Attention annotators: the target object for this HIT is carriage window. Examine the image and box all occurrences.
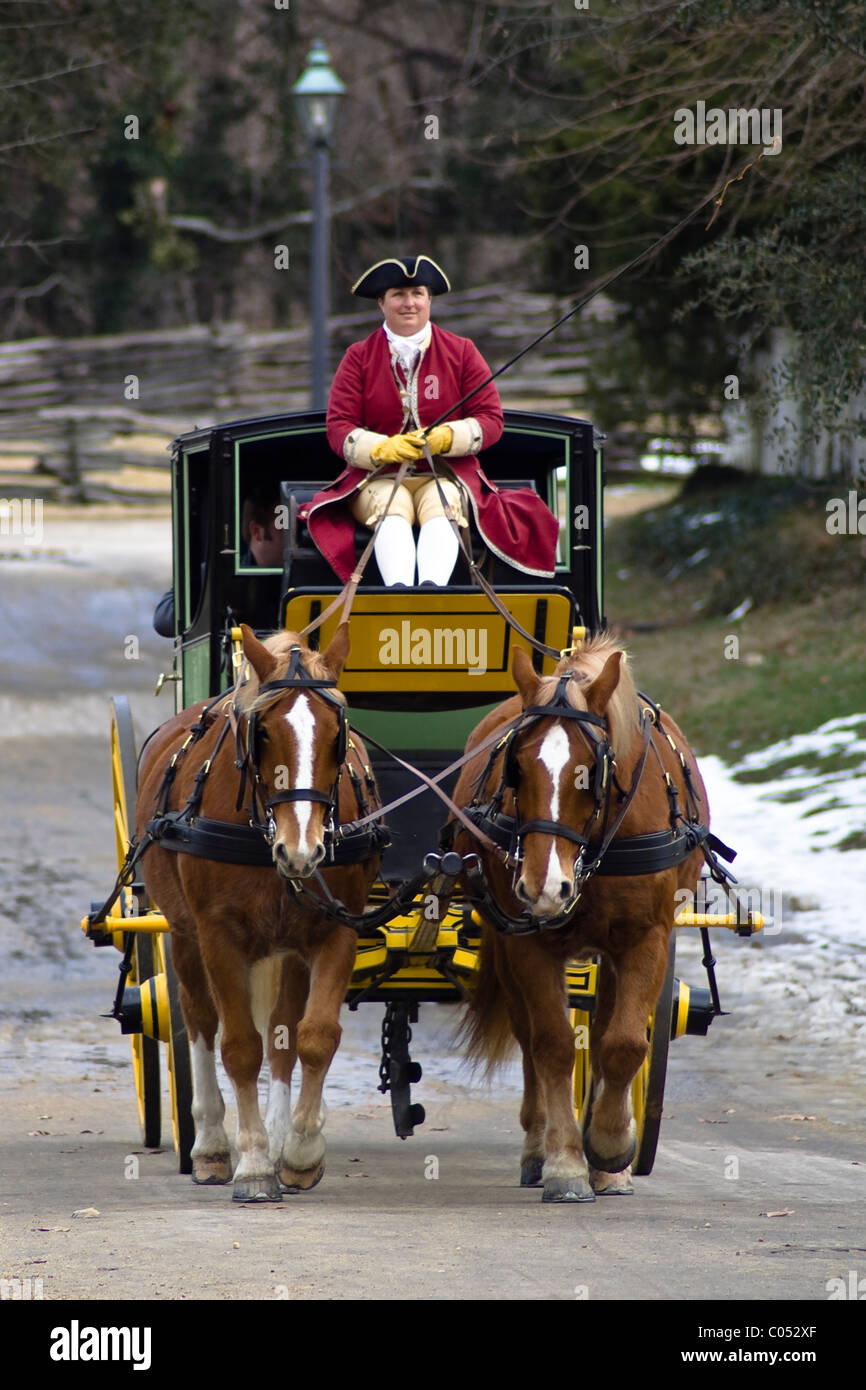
[554,463,568,569]
[234,436,292,573]
[182,448,209,628]
[234,428,334,574]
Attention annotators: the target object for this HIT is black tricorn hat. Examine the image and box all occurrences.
[351,254,451,299]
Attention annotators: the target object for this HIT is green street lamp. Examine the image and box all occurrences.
[292,42,345,409]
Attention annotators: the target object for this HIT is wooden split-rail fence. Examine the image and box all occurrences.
[0,290,613,500]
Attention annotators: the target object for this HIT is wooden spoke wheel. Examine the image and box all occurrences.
[570,1006,593,1127]
[631,934,675,1176]
[571,934,676,1178]
[130,930,162,1148]
[111,697,162,1149]
[154,932,194,1175]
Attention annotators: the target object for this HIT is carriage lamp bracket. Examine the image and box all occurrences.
[155,670,180,696]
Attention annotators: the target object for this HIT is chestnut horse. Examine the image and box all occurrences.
[451,634,709,1203]
[136,624,382,1200]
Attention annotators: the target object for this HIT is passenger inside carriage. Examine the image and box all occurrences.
[152,486,284,637]
[301,253,560,587]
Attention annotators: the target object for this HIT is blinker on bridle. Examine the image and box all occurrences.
[471,671,619,908]
[504,673,614,833]
[234,643,349,842]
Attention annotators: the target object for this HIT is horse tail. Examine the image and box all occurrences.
[458,923,517,1075]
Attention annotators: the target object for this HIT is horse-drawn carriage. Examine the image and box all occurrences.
[83,407,760,1202]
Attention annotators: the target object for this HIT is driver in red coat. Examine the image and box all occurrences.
[303,254,559,586]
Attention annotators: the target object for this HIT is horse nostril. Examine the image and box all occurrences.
[559,879,573,901]
[310,843,325,867]
[516,879,532,903]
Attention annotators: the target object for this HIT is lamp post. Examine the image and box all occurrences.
[292,41,345,411]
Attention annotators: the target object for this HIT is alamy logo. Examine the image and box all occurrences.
[1,1277,43,1300]
[673,101,782,155]
[379,621,488,675]
[826,1271,866,1299]
[49,1321,152,1371]
[0,498,43,542]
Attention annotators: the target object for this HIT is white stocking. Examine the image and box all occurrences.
[374,515,416,586]
[417,516,459,586]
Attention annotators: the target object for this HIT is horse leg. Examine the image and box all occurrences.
[585,957,633,1195]
[279,924,357,1193]
[584,926,670,1176]
[171,930,232,1185]
[203,938,281,1202]
[493,935,547,1186]
[259,953,310,1166]
[505,937,595,1203]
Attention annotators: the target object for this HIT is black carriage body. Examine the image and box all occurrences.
[169,408,605,704]
[167,409,603,885]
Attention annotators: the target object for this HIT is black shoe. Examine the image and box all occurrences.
[419,580,438,587]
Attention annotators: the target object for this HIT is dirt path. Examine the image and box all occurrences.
[1,513,864,1324]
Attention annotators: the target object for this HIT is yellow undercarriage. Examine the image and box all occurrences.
[82,886,761,1016]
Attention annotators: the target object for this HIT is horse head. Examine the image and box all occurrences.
[507,640,632,919]
[238,623,350,880]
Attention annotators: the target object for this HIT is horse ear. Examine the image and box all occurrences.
[584,650,622,717]
[512,646,541,706]
[240,623,278,685]
[320,621,350,682]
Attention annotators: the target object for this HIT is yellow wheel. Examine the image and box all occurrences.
[631,933,676,1176]
[572,935,676,1178]
[111,697,162,1149]
[570,1006,593,1126]
[130,929,162,1148]
[153,932,194,1175]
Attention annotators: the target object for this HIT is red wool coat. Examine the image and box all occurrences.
[303,324,559,582]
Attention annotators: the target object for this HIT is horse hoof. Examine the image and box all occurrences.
[583,1134,636,1175]
[520,1156,544,1187]
[232,1174,282,1202]
[279,1162,325,1194]
[541,1176,596,1203]
[192,1155,232,1185]
[590,1167,635,1196]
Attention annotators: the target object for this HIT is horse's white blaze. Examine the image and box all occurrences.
[538,724,572,902]
[190,1036,228,1158]
[284,694,316,852]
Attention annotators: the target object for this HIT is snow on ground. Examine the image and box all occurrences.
[680,715,866,1077]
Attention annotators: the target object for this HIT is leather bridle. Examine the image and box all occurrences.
[233,643,350,853]
[461,675,692,934]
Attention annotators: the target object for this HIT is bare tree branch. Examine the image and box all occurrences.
[167,178,441,242]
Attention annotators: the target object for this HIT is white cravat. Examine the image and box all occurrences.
[383,323,430,371]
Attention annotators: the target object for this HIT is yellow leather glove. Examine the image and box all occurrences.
[370,432,427,464]
[406,425,453,456]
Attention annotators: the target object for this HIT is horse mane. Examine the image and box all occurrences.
[530,632,639,757]
[235,631,347,716]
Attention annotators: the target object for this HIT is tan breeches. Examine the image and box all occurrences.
[350,475,468,529]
